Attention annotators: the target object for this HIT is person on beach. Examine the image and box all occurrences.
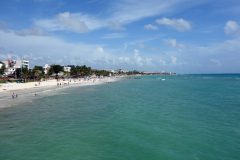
[16,94,18,98]
[12,93,14,99]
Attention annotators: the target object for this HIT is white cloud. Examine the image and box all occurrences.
[149,47,158,51]
[14,26,47,36]
[137,43,145,49]
[34,1,207,33]
[93,55,115,65]
[171,56,177,65]
[169,56,188,66]
[155,18,192,32]
[56,12,90,33]
[177,43,186,48]
[0,53,20,60]
[122,43,128,53]
[224,20,240,34]
[133,49,154,66]
[96,47,104,54]
[159,59,166,65]
[108,21,126,31]
[0,30,110,67]
[134,49,143,66]
[163,39,177,47]
[101,33,126,39]
[145,58,153,66]
[110,0,207,25]
[119,57,130,63]
[35,12,97,33]
[144,24,159,30]
[210,59,221,66]
[163,39,186,48]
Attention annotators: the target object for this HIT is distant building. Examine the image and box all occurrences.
[5,68,16,75]
[1,60,9,68]
[43,64,50,74]
[0,59,29,76]
[66,65,75,68]
[104,69,116,73]
[63,65,71,72]
[10,59,29,70]
[116,69,123,73]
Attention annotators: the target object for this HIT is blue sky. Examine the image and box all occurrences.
[0,0,240,74]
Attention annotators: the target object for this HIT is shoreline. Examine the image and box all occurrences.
[0,76,121,109]
[0,77,118,94]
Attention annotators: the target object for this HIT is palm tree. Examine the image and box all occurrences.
[64,71,69,78]
[47,67,54,78]
[22,73,28,82]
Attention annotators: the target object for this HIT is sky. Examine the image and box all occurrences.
[0,0,240,74]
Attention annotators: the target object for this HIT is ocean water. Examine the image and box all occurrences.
[0,75,240,160]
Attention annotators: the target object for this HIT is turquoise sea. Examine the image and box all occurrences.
[0,75,240,160]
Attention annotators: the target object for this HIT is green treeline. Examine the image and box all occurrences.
[0,63,143,82]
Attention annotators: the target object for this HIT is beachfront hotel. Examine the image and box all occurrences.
[0,59,29,76]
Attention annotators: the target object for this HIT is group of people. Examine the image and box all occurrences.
[12,93,37,98]
[35,82,41,86]
[12,93,18,99]
[57,82,69,85]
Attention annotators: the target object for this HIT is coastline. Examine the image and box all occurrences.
[0,76,121,109]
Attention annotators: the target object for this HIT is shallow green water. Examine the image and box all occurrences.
[0,75,240,159]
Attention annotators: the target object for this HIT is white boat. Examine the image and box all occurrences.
[161,79,165,81]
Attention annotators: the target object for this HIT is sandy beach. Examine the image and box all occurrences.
[0,77,118,101]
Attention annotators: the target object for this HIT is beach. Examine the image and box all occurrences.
[0,76,119,109]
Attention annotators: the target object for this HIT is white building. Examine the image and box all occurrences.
[116,69,123,73]
[0,59,29,76]
[10,60,29,70]
[43,64,50,74]
[63,65,71,72]
[44,64,71,76]
[105,69,116,73]
[5,68,16,75]
[1,60,9,68]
